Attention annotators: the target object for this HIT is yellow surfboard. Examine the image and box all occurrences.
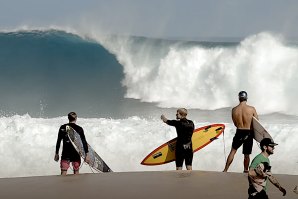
[141,124,225,165]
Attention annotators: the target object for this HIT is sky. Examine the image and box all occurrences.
[0,0,298,39]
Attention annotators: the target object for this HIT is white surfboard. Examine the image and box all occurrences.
[66,125,112,172]
[252,116,273,143]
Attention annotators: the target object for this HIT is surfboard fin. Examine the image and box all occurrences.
[216,127,223,131]
[204,125,212,132]
[153,152,162,159]
[210,137,218,141]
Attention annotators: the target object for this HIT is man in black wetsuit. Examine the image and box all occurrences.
[54,112,90,175]
[161,108,195,170]
[223,91,258,173]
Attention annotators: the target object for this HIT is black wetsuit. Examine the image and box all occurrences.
[55,123,89,162]
[166,118,195,167]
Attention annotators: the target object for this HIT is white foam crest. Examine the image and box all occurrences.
[0,25,80,35]
[89,32,298,115]
[2,27,298,115]
[0,115,297,178]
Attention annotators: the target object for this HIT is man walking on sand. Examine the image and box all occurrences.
[223,91,258,173]
[248,138,286,198]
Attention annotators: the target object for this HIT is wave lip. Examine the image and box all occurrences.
[1,28,298,116]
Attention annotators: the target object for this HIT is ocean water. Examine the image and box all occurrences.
[0,29,298,178]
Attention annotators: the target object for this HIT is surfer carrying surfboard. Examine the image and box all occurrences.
[223,91,258,173]
[54,112,90,175]
[161,108,195,170]
[248,138,286,198]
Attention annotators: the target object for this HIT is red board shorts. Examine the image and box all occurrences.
[60,160,81,171]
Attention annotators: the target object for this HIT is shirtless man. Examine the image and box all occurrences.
[223,91,258,173]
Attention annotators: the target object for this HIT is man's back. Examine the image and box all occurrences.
[223,91,258,173]
[232,102,258,129]
[166,118,194,144]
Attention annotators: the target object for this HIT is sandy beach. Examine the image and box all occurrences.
[0,170,297,199]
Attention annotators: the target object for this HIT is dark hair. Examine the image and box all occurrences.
[68,112,77,122]
[238,91,248,102]
[260,138,278,151]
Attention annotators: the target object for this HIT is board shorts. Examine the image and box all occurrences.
[248,186,268,199]
[232,129,253,154]
[175,143,193,167]
[60,160,81,171]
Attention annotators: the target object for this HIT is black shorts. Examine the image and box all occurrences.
[248,187,268,199]
[232,129,253,154]
[175,143,193,167]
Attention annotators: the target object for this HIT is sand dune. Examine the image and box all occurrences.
[0,171,297,199]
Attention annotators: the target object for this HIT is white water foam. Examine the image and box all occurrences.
[88,32,298,116]
[3,27,298,116]
[0,115,297,178]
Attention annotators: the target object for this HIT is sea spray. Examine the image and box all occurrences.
[0,115,297,178]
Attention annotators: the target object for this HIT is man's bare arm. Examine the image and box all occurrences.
[231,108,237,127]
[161,114,168,123]
[268,174,286,196]
[253,107,259,120]
[249,165,266,178]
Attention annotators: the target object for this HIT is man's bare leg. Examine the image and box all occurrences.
[61,170,67,175]
[176,167,183,170]
[243,154,250,173]
[223,148,237,172]
[186,165,192,170]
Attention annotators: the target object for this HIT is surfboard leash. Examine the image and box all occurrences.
[80,157,97,174]
[88,164,96,173]
[222,129,227,162]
